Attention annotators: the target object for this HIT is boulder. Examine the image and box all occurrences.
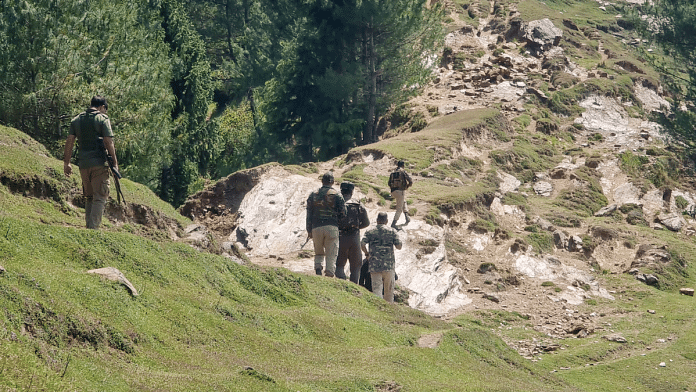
[520,19,563,51]
[657,212,685,232]
[87,267,139,296]
[553,229,568,249]
[568,235,584,252]
[533,181,553,196]
[680,288,695,296]
[483,293,501,303]
[595,204,618,217]
[604,334,627,343]
[631,244,671,269]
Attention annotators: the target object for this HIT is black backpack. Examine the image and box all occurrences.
[388,170,404,190]
[340,202,362,232]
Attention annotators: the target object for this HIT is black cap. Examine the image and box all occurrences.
[322,172,334,185]
[340,181,354,194]
[397,160,405,168]
[377,212,388,223]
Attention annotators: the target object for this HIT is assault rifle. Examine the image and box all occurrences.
[98,138,125,204]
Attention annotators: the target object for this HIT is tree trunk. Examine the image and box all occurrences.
[363,18,377,145]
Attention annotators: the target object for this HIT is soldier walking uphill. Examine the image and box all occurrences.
[361,212,402,303]
[336,182,370,284]
[306,172,347,277]
[388,160,413,229]
[63,96,119,229]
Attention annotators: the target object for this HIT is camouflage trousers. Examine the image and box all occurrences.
[80,165,110,229]
[370,270,395,303]
[391,190,407,224]
[336,231,362,284]
[312,225,339,276]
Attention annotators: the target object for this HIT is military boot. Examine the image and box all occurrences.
[404,212,411,225]
[315,268,323,275]
[391,220,398,229]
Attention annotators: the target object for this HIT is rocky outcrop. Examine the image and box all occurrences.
[508,18,563,53]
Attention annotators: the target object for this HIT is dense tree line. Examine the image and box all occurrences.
[0,0,443,206]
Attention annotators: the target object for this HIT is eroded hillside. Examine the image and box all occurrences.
[179,0,696,362]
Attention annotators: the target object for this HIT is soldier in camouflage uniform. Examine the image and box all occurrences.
[306,172,346,277]
[336,181,370,284]
[360,212,403,302]
[63,96,118,229]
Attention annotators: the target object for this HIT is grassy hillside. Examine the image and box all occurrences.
[3,112,696,392]
[0,125,564,391]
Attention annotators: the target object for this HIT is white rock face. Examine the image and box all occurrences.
[229,167,473,315]
[514,254,615,303]
[394,221,472,315]
[234,172,318,265]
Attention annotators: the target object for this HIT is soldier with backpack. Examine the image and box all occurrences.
[306,172,347,277]
[336,182,370,284]
[388,160,413,229]
[63,95,119,229]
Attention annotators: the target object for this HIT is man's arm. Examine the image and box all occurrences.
[306,195,313,237]
[394,234,403,250]
[404,171,413,188]
[360,241,369,257]
[359,205,370,229]
[103,136,118,170]
[63,135,76,177]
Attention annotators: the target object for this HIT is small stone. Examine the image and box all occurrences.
[659,362,666,367]
[0,265,5,274]
[648,309,656,314]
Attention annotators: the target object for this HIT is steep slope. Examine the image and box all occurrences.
[179,0,696,380]
[1,125,568,391]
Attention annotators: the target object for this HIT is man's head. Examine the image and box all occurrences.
[322,172,334,186]
[377,212,388,224]
[397,160,405,168]
[91,95,108,111]
[340,181,354,199]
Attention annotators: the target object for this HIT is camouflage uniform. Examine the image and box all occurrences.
[306,184,346,276]
[361,223,402,302]
[69,107,114,229]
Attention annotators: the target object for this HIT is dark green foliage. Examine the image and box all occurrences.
[527,232,554,254]
[676,195,689,210]
[490,136,559,183]
[259,0,445,161]
[554,166,608,217]
[469,218,496,233]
